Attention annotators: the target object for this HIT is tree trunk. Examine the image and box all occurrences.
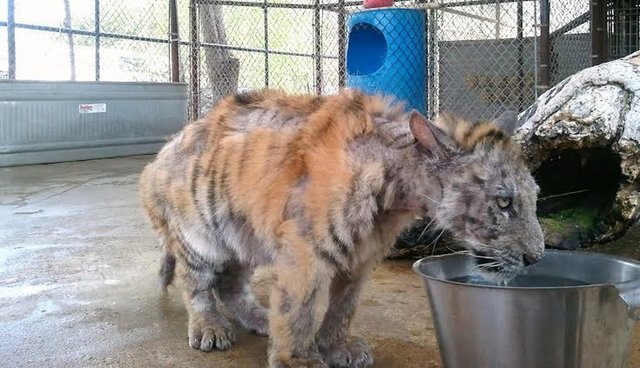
[63,0,76,81]
[390,51,640,258]
[197,4,240,110]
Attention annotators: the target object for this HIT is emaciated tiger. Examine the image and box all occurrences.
[139,89,544,368]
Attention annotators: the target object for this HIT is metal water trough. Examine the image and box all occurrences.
[0,80,188,167]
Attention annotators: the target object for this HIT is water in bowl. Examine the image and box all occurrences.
[450,274,589,287]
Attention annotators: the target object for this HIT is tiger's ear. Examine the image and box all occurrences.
[494,110,519,137]
[409,110,457,157]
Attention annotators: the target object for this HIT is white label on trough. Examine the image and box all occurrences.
[79,103,107,114]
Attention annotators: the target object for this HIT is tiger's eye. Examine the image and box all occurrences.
[497,196,512,209]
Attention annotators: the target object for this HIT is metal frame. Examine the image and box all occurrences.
[94,0,100,80]
[263,0,270,88]
[169,0,180,82]
[2,0,550,120]
[606,0,638,62]
[189,0,200,120]
[7,0,15,79]
[591,0,608,65]
[314,0,323,94]
[427,7,438,118]
[2,0,535,82]
[516,0,525,110]
[538,0,550,94]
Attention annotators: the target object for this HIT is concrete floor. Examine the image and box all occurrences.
[1,155,640,368]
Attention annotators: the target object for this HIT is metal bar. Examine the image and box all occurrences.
[95,0,100,81]
[610,0,619,59]
[423,9,429,114]
[494,1,500,38]
[0,22,171,43]
[196,0,534,9]
[197,0,340,11]
[516,0,525,110]
[532,0,537,97]
[2,22,97,35]
[7,0,15,79]
[338,0,346,87]
[314,0,323,94]
[334,0,535,8]
[0,21,338,60]
[197,0,318,9]
[438,0,534,7]
[549,12,589,40]
[427,8,438,117]
[629,0,639,55]
[439,7,502,24]
[199,41,337,58]
[0,0,538,31]
[169,0,180,82]
[263,0,269,87]
[537,0,550,94]
[91,31,165,43]
[591,0,607,65]
[189,0,200,120]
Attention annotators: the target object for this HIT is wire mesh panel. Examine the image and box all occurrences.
[188,0,328,117]
[432,0,539,121]
[608,0,640,60]
[0,0,605,121]
[98,0,170,82]
[548,0,591,85]
[1,0,172,82]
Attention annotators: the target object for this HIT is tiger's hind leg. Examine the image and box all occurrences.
[218,262,269,336]
[173,235,236,352]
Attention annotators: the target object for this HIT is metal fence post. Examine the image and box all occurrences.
[190,0,200,120]
[516,0,525,111]
[338,0,346,88]
[314,0,323,95]
[427,8,439,119]
[8,0,15,79]
[591,0,607,65]
[95,0,100,81]
[170,0,180,82]
[538,0,550,94]
[263,0,270,88]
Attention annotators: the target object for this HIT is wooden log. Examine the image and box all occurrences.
[514,51,640,248]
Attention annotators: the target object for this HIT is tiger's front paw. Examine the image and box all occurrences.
[320,336,373,368]
[187,313,236,352]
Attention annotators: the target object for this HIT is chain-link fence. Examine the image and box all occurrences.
[0,0,636,122]
[430,1,540,120]
[1,0,172,82]
[549,0,591,85]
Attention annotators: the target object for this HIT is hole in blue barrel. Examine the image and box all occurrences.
[347,22,387,76]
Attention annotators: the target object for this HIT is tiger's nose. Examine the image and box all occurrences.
[523,253,540,267]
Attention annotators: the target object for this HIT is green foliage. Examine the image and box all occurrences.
[539,207,598,233]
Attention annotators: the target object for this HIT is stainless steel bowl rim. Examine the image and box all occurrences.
[412,249,640,291]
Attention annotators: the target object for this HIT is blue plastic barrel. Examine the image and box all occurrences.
[346,8,427,114]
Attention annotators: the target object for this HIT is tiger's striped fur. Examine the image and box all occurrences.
[139,89,543,368]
